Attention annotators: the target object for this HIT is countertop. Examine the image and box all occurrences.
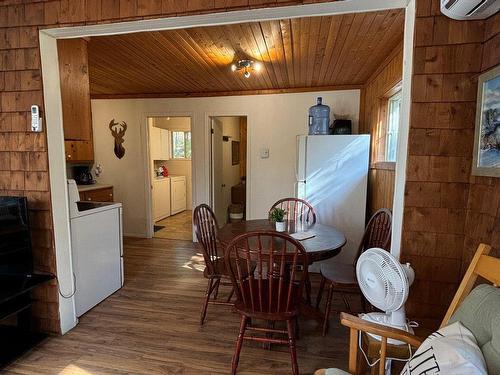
[153,176,170,181]
[153,175,185,181]
[77,183,113,192]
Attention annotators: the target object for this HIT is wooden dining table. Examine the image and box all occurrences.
[218,219,347,326]
[218,219,347,263]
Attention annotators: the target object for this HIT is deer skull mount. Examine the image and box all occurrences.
[109,119,127,159]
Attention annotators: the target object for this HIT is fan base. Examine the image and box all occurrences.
[360,312,414,345]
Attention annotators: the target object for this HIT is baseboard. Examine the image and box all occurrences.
[123,232,147,238]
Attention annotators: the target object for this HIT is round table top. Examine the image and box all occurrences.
[218,219,346,263]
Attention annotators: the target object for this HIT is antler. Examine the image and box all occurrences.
[119,121,127,134]
[109,119,127,137]
[109,119,119,136]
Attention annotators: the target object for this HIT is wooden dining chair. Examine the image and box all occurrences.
[270,197,316,303]
[316,208,392,336]
[269,197,317,224]
[193,204,234,325]
[225,231,309,375]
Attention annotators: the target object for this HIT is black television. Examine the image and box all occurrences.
[0,197,33,275]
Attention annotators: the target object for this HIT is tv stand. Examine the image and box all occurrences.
[0,273,54,369]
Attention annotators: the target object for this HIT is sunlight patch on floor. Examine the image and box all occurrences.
[182,253,205,271]
[59,365,94,375]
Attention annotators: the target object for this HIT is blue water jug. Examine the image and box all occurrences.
[308,97,330,135]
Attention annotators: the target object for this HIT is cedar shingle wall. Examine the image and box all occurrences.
[463,12,500,277]
[402,0,499,329]
[0,0,333,335]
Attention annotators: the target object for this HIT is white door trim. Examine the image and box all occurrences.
[42,0,407,39]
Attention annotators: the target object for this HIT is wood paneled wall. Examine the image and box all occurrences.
[360,44,403,163]
[401,0,499,329]
[360,44,403,217]
[0,0,338,335]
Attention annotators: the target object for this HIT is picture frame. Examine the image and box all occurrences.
[232,140,240,165]
[472,64,500,177]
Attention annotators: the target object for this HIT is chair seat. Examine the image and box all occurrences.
[203,257,232,279]
[234,279,301,320]
[204,258,253,280]
[320,261,359,289]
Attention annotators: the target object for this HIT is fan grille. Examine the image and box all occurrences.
[356,248,409,311]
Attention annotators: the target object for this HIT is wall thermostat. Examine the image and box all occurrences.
[31,105,42,132]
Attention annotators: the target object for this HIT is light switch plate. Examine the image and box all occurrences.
[260,147,270,159]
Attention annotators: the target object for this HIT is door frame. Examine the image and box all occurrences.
[208,114,251,222]
[39,0,413,334]
[142,113,195,239]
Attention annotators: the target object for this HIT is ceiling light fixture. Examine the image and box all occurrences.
[230,59,262,78]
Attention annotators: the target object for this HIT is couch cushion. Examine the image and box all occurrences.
[400,321,487,374]
[324,369,350,375]
[449,284,500,374]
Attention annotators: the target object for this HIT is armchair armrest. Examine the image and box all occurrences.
[340,312,423,347]
[340,312,424,375]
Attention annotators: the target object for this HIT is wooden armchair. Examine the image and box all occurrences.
[315,243,500,375]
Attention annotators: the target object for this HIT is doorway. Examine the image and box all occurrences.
[211,116,247,227]
[148,116,193,240]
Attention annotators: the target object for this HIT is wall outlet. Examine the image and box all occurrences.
[260,147,270,159]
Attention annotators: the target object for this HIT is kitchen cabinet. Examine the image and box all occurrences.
[170,176,187,215]
[152,178,171,221]
[65,141,94,163]
[79,187,114,202]
[58,38,94,163]
[149,126,170,160]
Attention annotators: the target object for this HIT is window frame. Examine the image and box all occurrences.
[170,130,192,160]
[385,90,402,163]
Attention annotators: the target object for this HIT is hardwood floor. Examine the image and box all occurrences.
[4,237,349,375]
[155,210,193,241]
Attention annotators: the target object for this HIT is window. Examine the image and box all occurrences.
[171,131,191,159]
[386,91,402,162]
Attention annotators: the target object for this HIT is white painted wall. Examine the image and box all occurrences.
[91,90,360,237]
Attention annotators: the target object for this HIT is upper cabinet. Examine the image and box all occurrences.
[58,39,94,163]
[149,125,170,160]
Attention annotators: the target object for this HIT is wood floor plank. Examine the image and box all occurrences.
[4,237,350,374]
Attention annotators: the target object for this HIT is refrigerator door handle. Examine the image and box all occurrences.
[296,135,307,182]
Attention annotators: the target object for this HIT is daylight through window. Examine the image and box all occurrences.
[386,91,401,162]
[172,131,192,159]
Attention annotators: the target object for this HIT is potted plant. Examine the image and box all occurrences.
[269,207,287,232]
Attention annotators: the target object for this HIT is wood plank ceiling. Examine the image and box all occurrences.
[88,9,404,98]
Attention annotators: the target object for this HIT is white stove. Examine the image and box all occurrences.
[68,179,124,317]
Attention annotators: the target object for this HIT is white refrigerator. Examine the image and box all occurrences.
[296,135,370,265]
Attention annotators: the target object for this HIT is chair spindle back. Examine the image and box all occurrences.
[193,204,220,275]
[270,198,316,224]
[225,231,308,314]
[355,208,392,263]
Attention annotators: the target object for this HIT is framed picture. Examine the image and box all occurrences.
[472,64,500,177]
[232,141,240,165]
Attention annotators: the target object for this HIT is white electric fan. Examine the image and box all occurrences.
[356,247,415,344]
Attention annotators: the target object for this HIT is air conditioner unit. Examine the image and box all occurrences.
[441,0,499,20]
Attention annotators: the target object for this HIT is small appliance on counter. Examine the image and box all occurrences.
[74,166,95,185]
[155,165,169,178]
